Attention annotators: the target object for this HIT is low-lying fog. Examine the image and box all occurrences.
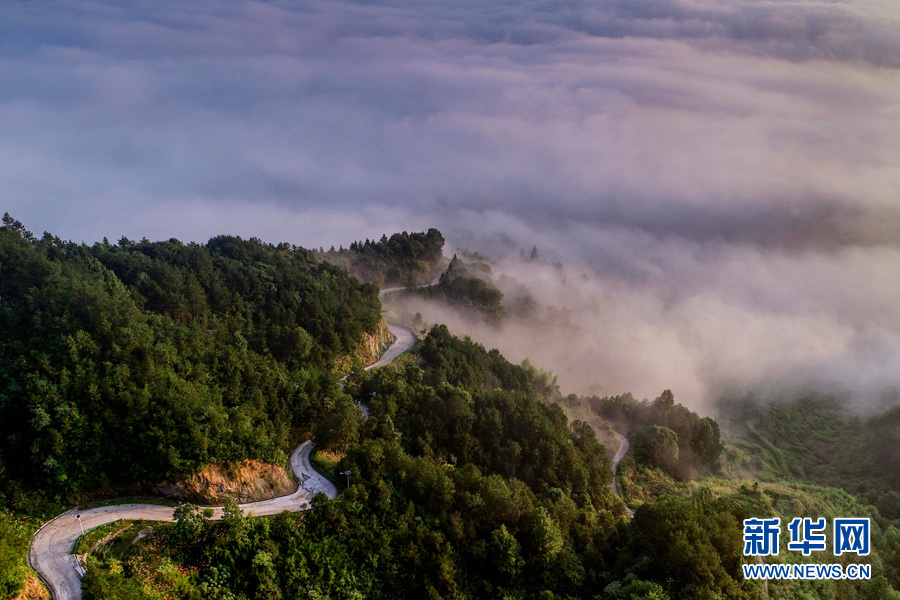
[398,213,900,415]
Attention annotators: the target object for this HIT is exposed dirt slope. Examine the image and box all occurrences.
[361,318,395,363]
[156,459,295,504]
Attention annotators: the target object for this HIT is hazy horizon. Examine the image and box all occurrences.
[4,0,900,411]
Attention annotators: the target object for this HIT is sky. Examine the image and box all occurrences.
[3,0,900,409]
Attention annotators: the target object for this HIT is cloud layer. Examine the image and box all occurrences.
[3,0,900,408]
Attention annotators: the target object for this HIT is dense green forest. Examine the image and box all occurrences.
[79,325,900,599]
[0,214,379,503]
[316,229,445,287]
[81,326,761,600]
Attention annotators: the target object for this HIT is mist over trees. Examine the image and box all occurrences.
[414,254,505,322]
[79,321,900,599]
[81,326,773,600]
[317,228,445,287]
[588,390,724,479]
[722,394,900,515]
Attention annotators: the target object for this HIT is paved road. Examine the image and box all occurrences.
[345,275,440,420]
[30,289,421,600]
[379,286,407,295]
[29,441,335,600]
[366,273,436,371]
[378,269,444,298]
[610,431,635,518]
[354,323,414,420]
[365,323,414,371]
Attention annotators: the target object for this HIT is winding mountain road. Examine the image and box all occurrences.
[365,323,415,370]
[371,274,439,369]
[29,297,419,600]
[29,440,337,600]
[609,431,635,518]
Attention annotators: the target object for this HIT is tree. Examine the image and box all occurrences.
[222,498,243,524]
[620,496,749,599]
[315,395,361,452]
[489,525,523,584]
[173,503,209,543]
[690,417,723,467]
[634,425,679,472]
[1,213,33,239]
[82,557,157,600]
[604,575,670,600]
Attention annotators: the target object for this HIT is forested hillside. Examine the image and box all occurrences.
[587,391,900,599]
[81,327,628,599]
[721,395,900,519]
[0,214,380,502]
[78,326,853,600]
[589,391,724,480]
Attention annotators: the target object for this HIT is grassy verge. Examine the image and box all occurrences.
[310,450,344,489]
[76,520,158,562]
[618,461,689,511]
[95,521,157,561]
[2,511,43,600]
[73,520,125,554]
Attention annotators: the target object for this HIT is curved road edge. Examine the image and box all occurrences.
[610,430,635,519]
[365,323,415,371]
[29,441,336,600]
